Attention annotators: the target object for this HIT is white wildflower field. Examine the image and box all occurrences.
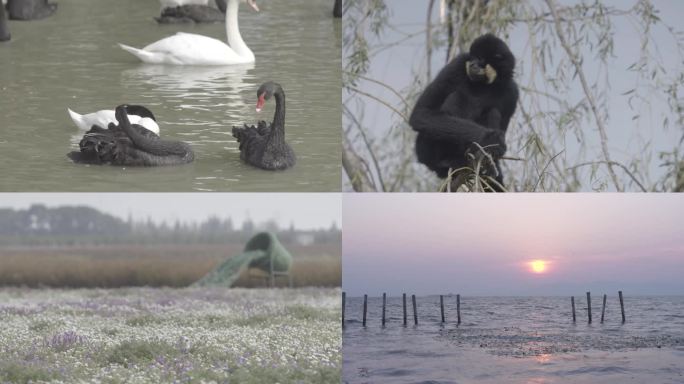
[0,287,341,383]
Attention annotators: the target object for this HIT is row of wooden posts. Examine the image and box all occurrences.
[341,291,626,327]
[341,292,460,327]
[573,291,626,324]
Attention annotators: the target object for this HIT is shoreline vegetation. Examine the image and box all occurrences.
[0,205,341,288]
[0,243,341,288]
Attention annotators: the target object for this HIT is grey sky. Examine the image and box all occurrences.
[0,193,341,229]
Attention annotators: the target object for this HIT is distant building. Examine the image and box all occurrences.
[295,233,315,246]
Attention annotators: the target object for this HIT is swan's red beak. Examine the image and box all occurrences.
[256,93,265,112]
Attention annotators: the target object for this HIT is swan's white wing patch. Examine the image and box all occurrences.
[142,33,245,65]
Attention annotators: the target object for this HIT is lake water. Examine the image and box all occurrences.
[343,295,684,383]
[0,0,341,191]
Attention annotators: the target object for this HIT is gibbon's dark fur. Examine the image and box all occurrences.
[409,34,518,189]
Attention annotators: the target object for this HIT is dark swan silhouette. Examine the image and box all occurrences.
[0,2,10,41]
[333,0,341,18]
[232,81,296,170]
[156,0,227,24]
[7,0,57,20]
[68,105,194,167]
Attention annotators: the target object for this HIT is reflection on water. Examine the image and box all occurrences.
[534,353,551,364]
[0,0,341,191]
[121,64,254,122]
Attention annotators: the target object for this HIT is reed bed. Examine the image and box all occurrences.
[0,244,341,288]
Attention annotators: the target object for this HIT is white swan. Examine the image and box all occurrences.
[67,107,160,135]
[119,0,258,66]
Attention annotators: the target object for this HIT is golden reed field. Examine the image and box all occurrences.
[0,243,340,288]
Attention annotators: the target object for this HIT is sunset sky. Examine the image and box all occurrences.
[343,194,684,296]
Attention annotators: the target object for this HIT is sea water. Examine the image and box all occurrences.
[343,295,684,383]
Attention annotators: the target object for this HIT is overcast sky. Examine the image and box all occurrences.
[343,194,684,296]
[0,193,341,229]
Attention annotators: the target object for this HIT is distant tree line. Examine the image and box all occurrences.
[0,205,340,246]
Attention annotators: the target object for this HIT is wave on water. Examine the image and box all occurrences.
[445,326,684,357]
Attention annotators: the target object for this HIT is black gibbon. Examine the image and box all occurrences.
[409,34,518,190]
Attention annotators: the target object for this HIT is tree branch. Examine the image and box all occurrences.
[545,0,622,191]
[568,161,647,192]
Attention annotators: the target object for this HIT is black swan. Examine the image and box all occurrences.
[7,0,57,20]
[67,105,160,135]
[156,0,227,24]
[68,105,194,167]
[333,0,341,18]
[0,2,10,41]
[232,81,296,170]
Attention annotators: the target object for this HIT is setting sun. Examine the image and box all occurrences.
[529,260,547,274]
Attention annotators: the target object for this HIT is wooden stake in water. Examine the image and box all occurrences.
[382,292,386,327]
[571,296,576,323]
[619,290,625,323]
[440,295,445,323]
[362,294,367,327]
[457,294,461,325]
[342,292,346,328]
[412,294,418,325]
[403,293,407,326]
[600,294,607,324]
[587,291,592,324]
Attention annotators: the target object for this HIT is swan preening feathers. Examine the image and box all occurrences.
[67,106,160,135]
[68,81,295,170]
[232,82,296,171]
[119,0,258,65]
[61,2,305,171]
[68,105,194,167]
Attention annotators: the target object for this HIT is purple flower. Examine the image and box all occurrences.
[45,330,86,351]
